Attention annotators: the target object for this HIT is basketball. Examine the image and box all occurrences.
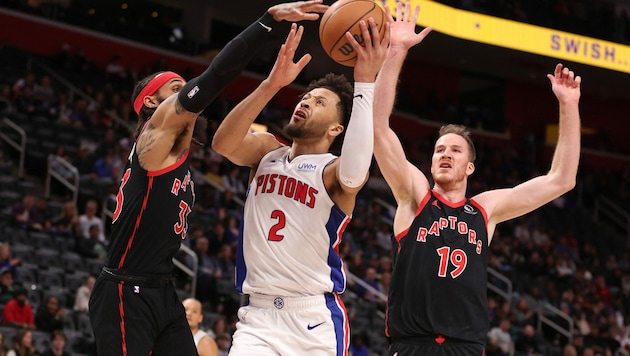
[319,0,386,67]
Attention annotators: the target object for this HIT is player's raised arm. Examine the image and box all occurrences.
[334,18,389,194]
[212,24,311,167]
[373,3,432,206]
[477,63,581,226]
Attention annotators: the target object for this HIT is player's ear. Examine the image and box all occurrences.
[466,162,475,176]
[330,123,344,137]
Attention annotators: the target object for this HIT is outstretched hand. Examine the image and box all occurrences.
[346,18,390,82]
[386,2,433,51]
[266,23,311,90]
[269,0,329,22]
[547,63,581,104]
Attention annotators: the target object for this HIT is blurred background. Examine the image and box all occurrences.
[0,0,629,355]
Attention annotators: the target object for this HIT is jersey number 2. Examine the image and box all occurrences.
[268,210,285,241]
[436,246,467,279]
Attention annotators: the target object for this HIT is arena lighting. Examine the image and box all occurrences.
[381,0,630,74]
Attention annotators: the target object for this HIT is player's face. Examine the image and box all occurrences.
[154,78,186,103]
[431,133,474,186]
[285,88,342,140]
[183,299,203,328]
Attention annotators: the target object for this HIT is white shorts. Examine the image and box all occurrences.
[228,293,349,356]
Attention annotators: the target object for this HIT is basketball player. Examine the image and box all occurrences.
[183,298,218,356]
[373,3,581,355]
[87,2,330,355]
[211,18,390,356]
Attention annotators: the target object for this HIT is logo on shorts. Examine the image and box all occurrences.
[273,297,284,309]
[307,321,326,330]
[134,286,140,293]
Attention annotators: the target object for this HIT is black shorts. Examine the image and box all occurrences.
[389,335,485,356]
[89,268,197,356]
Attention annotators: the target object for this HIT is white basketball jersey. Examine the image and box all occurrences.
[192,329,208,346]
[236,146,350,296]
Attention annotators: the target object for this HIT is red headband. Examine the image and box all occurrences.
[133,71,184,115]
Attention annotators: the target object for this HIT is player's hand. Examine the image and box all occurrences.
[269,0,329,22]
[266,23,311,89]
[346,18,389,82]
[386,2,433,51]
[547,63,581,104]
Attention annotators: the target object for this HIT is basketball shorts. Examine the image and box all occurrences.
[229,293,349,356]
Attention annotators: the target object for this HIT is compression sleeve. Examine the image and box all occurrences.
[178,12,276,113]
[338,82,375,188]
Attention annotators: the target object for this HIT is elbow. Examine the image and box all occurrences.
[210,137,229,157]
[554,176,576,193]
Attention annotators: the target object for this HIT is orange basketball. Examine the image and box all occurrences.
[319,0,386,67]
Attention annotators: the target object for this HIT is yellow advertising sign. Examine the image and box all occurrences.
[378,0,630,73]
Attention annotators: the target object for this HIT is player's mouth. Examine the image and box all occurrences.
[439,162,452,169]
[293,109,308,121]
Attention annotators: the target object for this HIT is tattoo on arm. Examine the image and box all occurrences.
[137,134,156,164]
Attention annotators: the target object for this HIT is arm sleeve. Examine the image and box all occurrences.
[178,12,277,113]
[338,82,375,188]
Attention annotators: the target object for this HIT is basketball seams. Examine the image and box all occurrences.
[319,0,385,66]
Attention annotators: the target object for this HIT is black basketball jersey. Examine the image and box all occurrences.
[105,144,195,275]
[386,189,489,345]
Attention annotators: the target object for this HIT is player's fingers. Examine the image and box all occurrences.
[396,1,403,21]
[368,18,381,45]
[384,5,394,23]
[412,5,421,23]
[296,53,312,69]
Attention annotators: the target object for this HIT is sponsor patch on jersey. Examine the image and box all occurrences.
[297,162,317,171]
[463,204,478,215]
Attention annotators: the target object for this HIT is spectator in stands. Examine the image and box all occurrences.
[0,331,7,356]
[215,333,230,356]
[76,225,107,260]
[32,75,56,114]
[34,295,64,333]
[2,288,35,330]
[0,243,20,279]
[511,297,537,333]
[182,298,218,356]
[73,274,95,314]
[68,98,91,128]
[220,165,245,196]
[193,236,222,305]
[348,333,369,356]
[6,329,35,356]
[11,71,36,100]
[356,266,384,307]
[51,201,79,238]
[10,193,44,231]
[40,330,70,356]
[50,92,73,124]
[32,197,52,231]
[487,317,513,356]
[0,268,15,305]
[514,324,545,356]
[77,199,105,242]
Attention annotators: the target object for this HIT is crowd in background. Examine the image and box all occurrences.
[1,1,630,355]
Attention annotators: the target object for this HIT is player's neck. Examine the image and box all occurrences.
[433,184,467,203]
[289,141,330,160]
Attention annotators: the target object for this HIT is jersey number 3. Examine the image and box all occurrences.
[268,210,285,241]
[436,246,467,279]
